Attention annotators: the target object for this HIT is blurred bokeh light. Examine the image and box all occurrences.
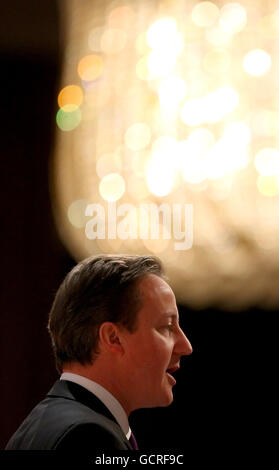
[52,0,279,310]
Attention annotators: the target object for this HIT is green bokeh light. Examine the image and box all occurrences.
[56,107,82,131]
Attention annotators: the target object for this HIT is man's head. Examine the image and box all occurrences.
[48,254,192,413]
[114,273,193,411]
[48,254,164,373]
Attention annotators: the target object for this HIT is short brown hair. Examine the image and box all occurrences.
[48,254,164,373]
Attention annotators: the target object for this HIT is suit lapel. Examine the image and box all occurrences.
[47,380,133,450]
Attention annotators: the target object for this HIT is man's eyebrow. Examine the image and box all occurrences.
[163,313,179,320]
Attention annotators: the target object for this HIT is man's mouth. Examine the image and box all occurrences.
[166,365,180,384]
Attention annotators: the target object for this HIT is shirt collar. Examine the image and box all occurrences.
[60,372,131,439]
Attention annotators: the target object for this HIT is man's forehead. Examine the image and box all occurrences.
[139,273,173,295]
[139,274,178,311]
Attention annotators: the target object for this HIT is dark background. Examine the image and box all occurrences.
[0,0,276,458]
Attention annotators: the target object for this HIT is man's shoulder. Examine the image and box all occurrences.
[6,381,130,450]
[43,382,120,432]
[45,380,122,427]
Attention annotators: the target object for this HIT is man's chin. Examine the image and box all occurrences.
[157,387,174,407]
[162,396,174,407]
[140,391,174,409]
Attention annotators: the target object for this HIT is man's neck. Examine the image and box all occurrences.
[62,362,132,416]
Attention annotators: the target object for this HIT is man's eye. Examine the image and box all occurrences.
[166,324,174,332]
[158,324,174,334]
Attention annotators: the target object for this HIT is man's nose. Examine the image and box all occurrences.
[176,327,193,356]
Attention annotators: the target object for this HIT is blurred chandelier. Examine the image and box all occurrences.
[52,0,279,310]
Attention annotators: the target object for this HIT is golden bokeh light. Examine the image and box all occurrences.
[222,122,251,147]
[179,128,215,183]
[204,136,249,179]
[146,149,176,197]
[219,3,247,35]
[147,50,177,79]
[53,0,279,309]
[58,85,83,110]
[243,49,271,76]
[146,18,178,50]
[158,76,187,107]
[108,5,135,29]
[99,173,126,202]
[188,128,215,152]
[125,123,151,151]
[67,199,89,228]
[205,86,239,123]
[205,24,231,46]
[254,148,279,176]
[257,175,279,197]
[77,54,104,81]
[180,136,208,185]
[152,135,178,154]
[180,86,239,126]
[192,2,219,28]
[180,98,205,127]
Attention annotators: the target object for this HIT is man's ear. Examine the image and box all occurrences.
[98,322,124,355]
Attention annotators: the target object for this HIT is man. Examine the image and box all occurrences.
[6,254,192,450]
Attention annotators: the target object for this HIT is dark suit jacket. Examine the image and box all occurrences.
[5,380,133,451]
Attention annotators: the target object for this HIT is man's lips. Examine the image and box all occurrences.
[166,364,180,384]
[166,364,180,375]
